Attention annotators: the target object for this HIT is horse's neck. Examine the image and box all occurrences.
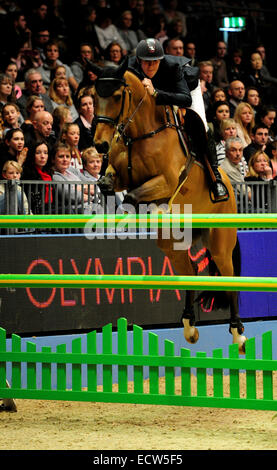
[126,72,165,136]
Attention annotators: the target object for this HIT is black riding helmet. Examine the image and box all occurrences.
[136,38,164,61]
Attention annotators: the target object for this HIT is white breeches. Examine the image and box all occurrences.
[188,80,209,132]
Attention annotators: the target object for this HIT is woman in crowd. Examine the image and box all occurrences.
[52,142,93,213]
[245,86,261,117]
[208,100,231,143]
[266,140,277,178]
[103,41,124,67]
[74,91,96,151]
[48,77,78,121]
[0,128,27,172]
[234,102,255,148]
[60,122,83,170]
[245,150,275,211]
[216,118,238,165]
[52,105,72,140]
[1,103,22,134]
[0,73,16,114]
[3,61,22,99]
[22,140,53,214]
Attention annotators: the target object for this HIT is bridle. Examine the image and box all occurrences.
[94,76,188,190]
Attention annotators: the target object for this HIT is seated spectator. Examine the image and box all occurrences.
[245,86,261,117]
[0,160,30,215]
[94,8,127,54]
[256,105,277,141]
[234,102,255,148]
[48,77,78,121]
[60,122,82,170]
[245,52,277,105]
[208,100,230,143]
[227,80,245,117]
[22,140,53,214]
[74,91,96,151]
[52,106,72,140]
[267,140,277,178]
[3,61,22,99]
[243,124,269,163]
[37,40,78,92]
[210,40,229,90]
[81,146,104,204]
[0,73,17,114]
[198,61,214,112]
[71,43,94,85]
[1,103,22,135]
[23,110,56,153]
[163,0,187,38]
[16,68,53,119]
[52,142,93,213]
[184,41,198,66]
[245,150,276,211]
[117,10,139,55]
[216,118,238,165]
[50,64,67,82]
[103,41,124,68]
[164,37,184,57]
[226,48,246,84]
[22,95,45,125]
[0,128,27,172]
[220,136,250,199]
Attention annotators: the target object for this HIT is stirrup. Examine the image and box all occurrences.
[209,179,229,203]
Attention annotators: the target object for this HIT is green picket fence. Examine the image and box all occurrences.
[1,317,277,411]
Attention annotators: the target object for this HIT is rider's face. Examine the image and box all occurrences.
[140,60,160,78]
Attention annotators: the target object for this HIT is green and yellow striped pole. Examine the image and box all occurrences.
[0,274,277,292]
[0,213,277,229]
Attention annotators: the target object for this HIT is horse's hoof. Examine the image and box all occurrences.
[182,319,199,344]
[237,336,247,355]
[122,193,137,207]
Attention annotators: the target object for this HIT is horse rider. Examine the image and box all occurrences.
[129,38,229,202]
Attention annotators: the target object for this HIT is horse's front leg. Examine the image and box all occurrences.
[126,174,172,204]
[182,290,199,344]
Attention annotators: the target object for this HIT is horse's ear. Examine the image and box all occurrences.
[84,58,103,77]
[115,56,129,78]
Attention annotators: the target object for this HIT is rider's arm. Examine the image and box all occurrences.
[154,64,192,108]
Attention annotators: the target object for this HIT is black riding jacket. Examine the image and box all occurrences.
[128,55,193,108]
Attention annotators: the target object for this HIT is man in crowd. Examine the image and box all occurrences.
[227,80,245,117]
[243,124,269,162]
[17,68,53,119]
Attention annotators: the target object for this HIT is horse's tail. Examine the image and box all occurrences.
[232,236,241,277]
[196,237,241,312]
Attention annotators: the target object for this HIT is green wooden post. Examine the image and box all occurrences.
[87,330,97,392]
[245,337,256,400]
[102,323,113,392]
[229,343,240,399]
[72,338,82,392]
[213,348,224,398]
[27,342,37,390]
[149,332,159,396]
[118,318,128,394]
[181,348,191,397]
[262,331,273,401]
[196,351,207,397]
[0,328,6,389]
[164,340,175,396]
[12,334,21,389]
[57,344,67,391]
[42,346,52,390]
[133,324,143,394]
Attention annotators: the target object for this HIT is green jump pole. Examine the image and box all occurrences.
[0,213,277,229]
[0,274,277,292]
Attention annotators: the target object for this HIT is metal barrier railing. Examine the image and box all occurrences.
[1,179,277,235]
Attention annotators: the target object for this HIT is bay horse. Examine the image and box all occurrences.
[89,58,247,353]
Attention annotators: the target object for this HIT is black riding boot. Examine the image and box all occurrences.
[206,129,229,202]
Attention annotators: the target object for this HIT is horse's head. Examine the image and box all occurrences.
[86,57,130,154]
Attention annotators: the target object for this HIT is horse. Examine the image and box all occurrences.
[88,58,247,353]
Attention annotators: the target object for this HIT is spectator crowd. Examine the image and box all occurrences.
[0,0,276,215]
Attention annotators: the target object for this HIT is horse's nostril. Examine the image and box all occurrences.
[95,142,109,154]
